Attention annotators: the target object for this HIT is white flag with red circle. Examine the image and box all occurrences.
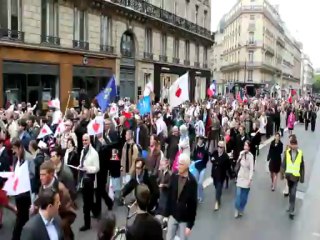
[54,121,66,137]
[169,72,189,108]
[37,124,53,139]
[87,116,104,136]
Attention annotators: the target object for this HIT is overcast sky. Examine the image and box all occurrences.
[211,0,320,68]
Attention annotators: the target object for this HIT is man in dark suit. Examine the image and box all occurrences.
[92,119,119,217]
[122,158,159,212]
[134,115,149,151]
[0,138,10,171]
[126,184,163,240]
[22,189,63,240]
[17,119,31,151]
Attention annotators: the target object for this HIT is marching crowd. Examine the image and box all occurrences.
[0,92,317,240]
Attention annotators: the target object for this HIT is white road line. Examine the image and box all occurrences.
[312,232,320,237]
[296,191,305,200]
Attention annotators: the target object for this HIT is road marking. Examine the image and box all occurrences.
[312,232,320,237]
[296,191,305,200]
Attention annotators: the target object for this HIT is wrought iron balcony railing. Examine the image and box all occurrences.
[0,28,24,42]
[159,55,168,62]
[143,52,153,60]
[73,40,89,50]
[100,44,114,54]
[172,57,180,64]
[41,35,60,45]
[110,0,214,41]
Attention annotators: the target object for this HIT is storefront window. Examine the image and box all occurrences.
[3,73,57,105]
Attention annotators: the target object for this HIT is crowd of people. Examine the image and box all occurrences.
[0,92,317,240]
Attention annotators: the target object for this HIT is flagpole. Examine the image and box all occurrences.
[64,91,72,120]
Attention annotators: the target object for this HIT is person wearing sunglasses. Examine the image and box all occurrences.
[121,158,159,213]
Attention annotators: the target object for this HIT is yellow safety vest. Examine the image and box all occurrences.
[285,149,302,177]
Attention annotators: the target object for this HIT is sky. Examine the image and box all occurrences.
[211,0,320,69]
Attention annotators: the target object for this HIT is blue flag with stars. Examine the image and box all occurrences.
[137,95,151,116]
[96,75,117,112]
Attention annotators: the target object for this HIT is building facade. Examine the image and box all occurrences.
[0,0,214,109]
[212,0,301,96]
[301,53,314,94]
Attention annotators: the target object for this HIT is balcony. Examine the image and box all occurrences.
[73,40,89,50]
[265,45,275,55]
[143,52,153,60]
[194,62,200,68]
[159,55,167,62]
[184,60,190,66]
[246,40,257,48]
[0,28,24,42]
[172,57,180,64]
[41,35,60,45]
[100,45,114,54]
[109,0,214,41]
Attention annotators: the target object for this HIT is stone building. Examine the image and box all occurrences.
[212,0,301,96]
[0,0,214,109]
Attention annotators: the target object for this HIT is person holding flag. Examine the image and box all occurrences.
[96,76,117,113]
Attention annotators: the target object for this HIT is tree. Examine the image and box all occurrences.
[312,74,320,93]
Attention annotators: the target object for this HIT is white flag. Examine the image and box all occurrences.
[54,121,66,137]
[37,124,53,139]
[143,81,154,96]
[2,161,31,196]
[87,116,104,136]
[169,72,189,108]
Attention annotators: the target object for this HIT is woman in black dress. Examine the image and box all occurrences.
[267,132,283,191]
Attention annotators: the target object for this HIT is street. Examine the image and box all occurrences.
[1,120,320,240]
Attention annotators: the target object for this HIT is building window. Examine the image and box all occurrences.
[248,70,253,81]
[174,38,179,58]
[185,40,190,61]
[145,28,152,53]
[203,46,208,64]
[203,10,207,28]
[249,32,254,43]
[195,5,199,25]
[195,44,199,62]
[248,51,254,62]
[101,15,112,46]
[0,0,22,32]
[74,8,88,42]
[185,0,189,18]
[161,33,167,56]
[173,0,177,15]
[250,15,255,20]
[41,0,59,39]
[121,31,135,57]
[160,0,165,9]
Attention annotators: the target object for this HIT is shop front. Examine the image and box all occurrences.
[0,45,116,110]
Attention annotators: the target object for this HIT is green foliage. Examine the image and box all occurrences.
[312,74,320,93]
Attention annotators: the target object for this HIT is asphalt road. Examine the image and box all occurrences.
[1,119,320,240]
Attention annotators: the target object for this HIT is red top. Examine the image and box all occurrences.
[0,189,9,206]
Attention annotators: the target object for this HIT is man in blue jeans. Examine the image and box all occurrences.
[210,141,231,211]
